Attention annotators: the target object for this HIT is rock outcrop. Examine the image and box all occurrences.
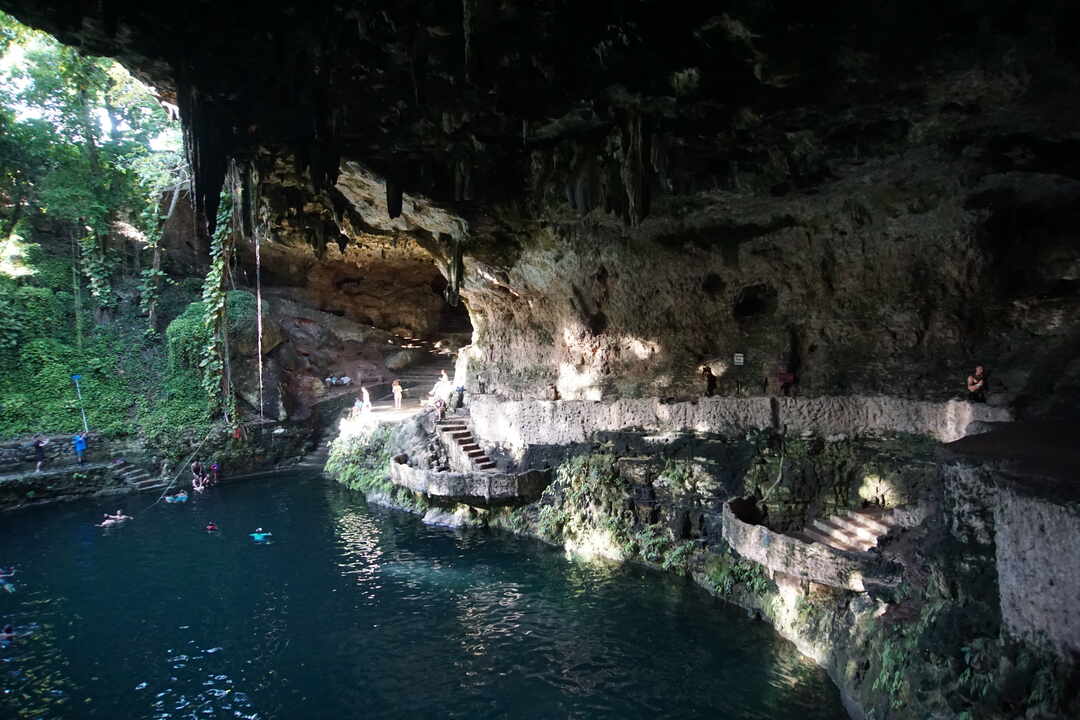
[721,498,901,593]
[388,459,549,508]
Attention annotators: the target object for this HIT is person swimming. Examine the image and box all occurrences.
[165,490,188,503]
[0,625,14,644]
[249,528,272,542]
[97,510,133,527]
[0,569,14,593]
[206,522,218,532]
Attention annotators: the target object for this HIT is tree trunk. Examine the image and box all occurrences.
[1,198,23,240]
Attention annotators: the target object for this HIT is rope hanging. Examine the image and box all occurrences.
[255,227,265,419]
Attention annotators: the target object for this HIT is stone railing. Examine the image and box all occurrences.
[721,499,901,593]
[388,459,550,507]
[468,394,1010,461]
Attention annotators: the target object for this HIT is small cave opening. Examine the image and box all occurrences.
[702,273,725,296]
[733,283,778,320]
[587,311,609,336]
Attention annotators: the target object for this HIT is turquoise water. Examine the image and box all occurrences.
[0,474,846,719]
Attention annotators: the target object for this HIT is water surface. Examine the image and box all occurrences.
[1,473,846,719]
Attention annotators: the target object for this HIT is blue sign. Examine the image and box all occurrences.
[71,374,82,381]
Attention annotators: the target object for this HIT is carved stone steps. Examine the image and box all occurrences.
[801,526,862,553]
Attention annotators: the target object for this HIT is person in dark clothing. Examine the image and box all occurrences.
[776,366,797,397]
[700,366,717,397]
[33,436,49,473]
[967,365,987,403]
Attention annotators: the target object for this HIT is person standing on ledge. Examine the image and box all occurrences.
[700,366,717,397]
[776,365,797,397]
[72,432,88,465]
[967,365,987,403]
[392,379,403,410]
[33,436,49,473]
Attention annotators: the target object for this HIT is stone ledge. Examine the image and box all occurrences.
[721,500,901,593]
[468,394,1010,461]
[388,460,550,507]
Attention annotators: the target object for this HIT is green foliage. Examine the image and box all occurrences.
[325,424,395,495]
[0,13,202,443]
[704,551,771,596]
[137,267,168,317]
[531,454,701,571]
[165,300,209,371]
[1,10,182,314]
[537,505,570,541]
[198,193,235,416]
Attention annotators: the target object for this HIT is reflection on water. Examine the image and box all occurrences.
[0,475,846,719]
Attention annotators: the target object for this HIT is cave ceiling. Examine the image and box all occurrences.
[5,0,1078,238]
[6,0,1080,409]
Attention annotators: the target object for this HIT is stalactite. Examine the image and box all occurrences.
[387,178,404,219]
[444,233,464,307]
[462,0,475,82]
[620,111,651,226]
[454,153,472,201]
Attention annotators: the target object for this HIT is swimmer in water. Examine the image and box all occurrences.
[206,522,218,532]
[249,527,272,542]
[0,625,14,643]
[98,510,133,527]
[0,567,14,579]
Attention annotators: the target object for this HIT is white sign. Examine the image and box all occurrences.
[733,353,745,366]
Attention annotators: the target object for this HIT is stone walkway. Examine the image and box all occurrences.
[0,461,113,485]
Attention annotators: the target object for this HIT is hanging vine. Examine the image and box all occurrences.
[199,191,236,422]
[78,230,116,308]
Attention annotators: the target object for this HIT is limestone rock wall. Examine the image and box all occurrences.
[943,461,1080,660]
[6,0,1078,416]
[995,487,1080,658]
[467,394,1009,463]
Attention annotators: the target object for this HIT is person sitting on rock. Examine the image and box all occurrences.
[967,365,987,403]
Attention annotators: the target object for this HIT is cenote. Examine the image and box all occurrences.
[1,472,846,719]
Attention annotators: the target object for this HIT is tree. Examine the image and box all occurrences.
[1,12,184,310]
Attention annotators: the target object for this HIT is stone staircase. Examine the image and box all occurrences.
[114,460,167,492]
[436,418,497,471]
[795,509,896,553]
